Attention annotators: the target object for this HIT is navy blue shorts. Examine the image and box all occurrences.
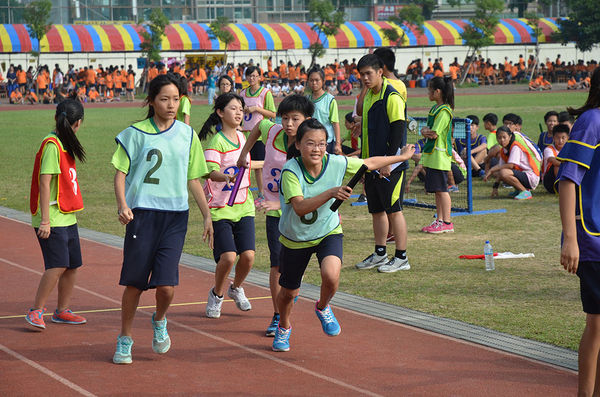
[212,216,255,263]
[250,141,266,161]
[35,224,82,270]
[278,233,343,290]
[425,168,449,193]
[577,261,600,314]
[266,215,282,268]
[119,209,188,291]
[365,170,405,214]
[512,169,533,190]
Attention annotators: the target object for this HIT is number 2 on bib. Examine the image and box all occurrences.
[143,149,163,185]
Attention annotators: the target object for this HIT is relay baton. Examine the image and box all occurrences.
[330,164,369,212]
[227,167,246,207]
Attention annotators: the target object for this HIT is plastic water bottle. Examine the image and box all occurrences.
[484,241,495,271]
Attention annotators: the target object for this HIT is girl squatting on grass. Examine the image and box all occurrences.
[272,119,415,352]
[558,67,600,397]
[27,96,88,330]
[200,93,256,319]
[111,74,213,365]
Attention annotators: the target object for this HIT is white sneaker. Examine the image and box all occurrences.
[206,287,224,318]
[378,257,410,273]
[356,253,388,269]
[227,283,252,311]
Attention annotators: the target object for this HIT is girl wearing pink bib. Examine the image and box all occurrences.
[200,93,256,319]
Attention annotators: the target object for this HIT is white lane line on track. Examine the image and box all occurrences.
[0,343,96,397]
[0,256,382,397]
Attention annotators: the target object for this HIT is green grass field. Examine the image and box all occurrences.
[0,90,588,350]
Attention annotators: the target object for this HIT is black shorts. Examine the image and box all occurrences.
[326,141,336,154]
[126,88,133,92]
[282,78,289,85]
[365,170,405,214]
[512,169,533,190]
[577,261,600,314]
[341,145,355,155]
[115,88,122,93]
[266,216,282,268]
[119,209,188,291]
[425,168,448,193]
[543,171,557,193]
[212,216,255,263]
[278,233,343,290]
[250,140,266,161]
[451,163,464,185]
[235,83,243,90]
[194,82,201,87]
[35,224,82,270]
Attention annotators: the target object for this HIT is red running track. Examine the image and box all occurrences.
[0,215,577,396]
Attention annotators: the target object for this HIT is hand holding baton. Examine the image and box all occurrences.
[330,164,368,212]
[227,167,246,207]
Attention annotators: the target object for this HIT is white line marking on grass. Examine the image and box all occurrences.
[0,343,97,397]
[0,256,382,397]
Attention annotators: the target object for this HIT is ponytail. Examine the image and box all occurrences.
[568,67,600,118]
[429,76,455,110]
[198,92,245,141]
[55,96,86,163]
[198,111,222,141]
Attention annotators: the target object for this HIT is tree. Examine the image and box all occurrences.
[459,0,504,85]
[207,16,235,62]
[412,0,438,20]
[308,0,345,69]
[139,9,169,63]
[380,5,425,53]
[555,0,600,53]
[525,10,543,80]
[447,0,474,19]
[508,0,552,18]
[23,0,52,73]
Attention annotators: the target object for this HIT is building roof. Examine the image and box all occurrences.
[0,18,561,53]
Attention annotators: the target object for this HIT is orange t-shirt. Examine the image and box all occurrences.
[449,66,457,80]
[36,74,47,90]
[148,67,158,82]
[11,90,22,100]
[16,70,26,84]
[106,74,113,89]
[434,69,444,78]
[234,69,242,84]
[127,74,134,89]
[267,60,273,72]
[511,66,518,77]
[325,67,334,81]
[77,86,86,96]
[86,69,96,84]
[198,68,207,82]
[289,66,297,81]
[89,90,99,100]
[546,61,553,72]
[279,64,288,79]
[158,68,167,75]
[114,72,122,89]
[26,92,38,102]
[121,70,127,81]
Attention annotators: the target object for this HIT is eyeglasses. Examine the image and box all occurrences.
[220,82,232,87]
[303,141,327,149]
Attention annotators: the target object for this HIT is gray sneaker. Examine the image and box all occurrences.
[378,257,410,273]
[356,253,388,270]
[113,335,133,365]
[227,283,252,311]
[151,312,171,354]
[206,287,224,318]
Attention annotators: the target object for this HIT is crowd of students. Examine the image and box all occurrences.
[3,63,138,104]
[403,54,598,88]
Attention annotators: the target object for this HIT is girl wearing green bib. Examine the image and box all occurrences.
[272,119,415,352]
[420,77,455,234]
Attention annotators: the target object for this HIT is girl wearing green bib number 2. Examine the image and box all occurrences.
[420,76,455,234]
[111,74,214,365]
[272,119,415,352]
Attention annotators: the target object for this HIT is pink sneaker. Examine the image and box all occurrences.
[421,219,439,232]
[441,222,454,233]
[422,220,442,233]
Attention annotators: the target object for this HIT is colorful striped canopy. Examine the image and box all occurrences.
[0,18,560,53]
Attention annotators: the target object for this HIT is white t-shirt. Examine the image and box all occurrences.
[272,85,281,95]
[294,84,304,93]
[282,84,290,93]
